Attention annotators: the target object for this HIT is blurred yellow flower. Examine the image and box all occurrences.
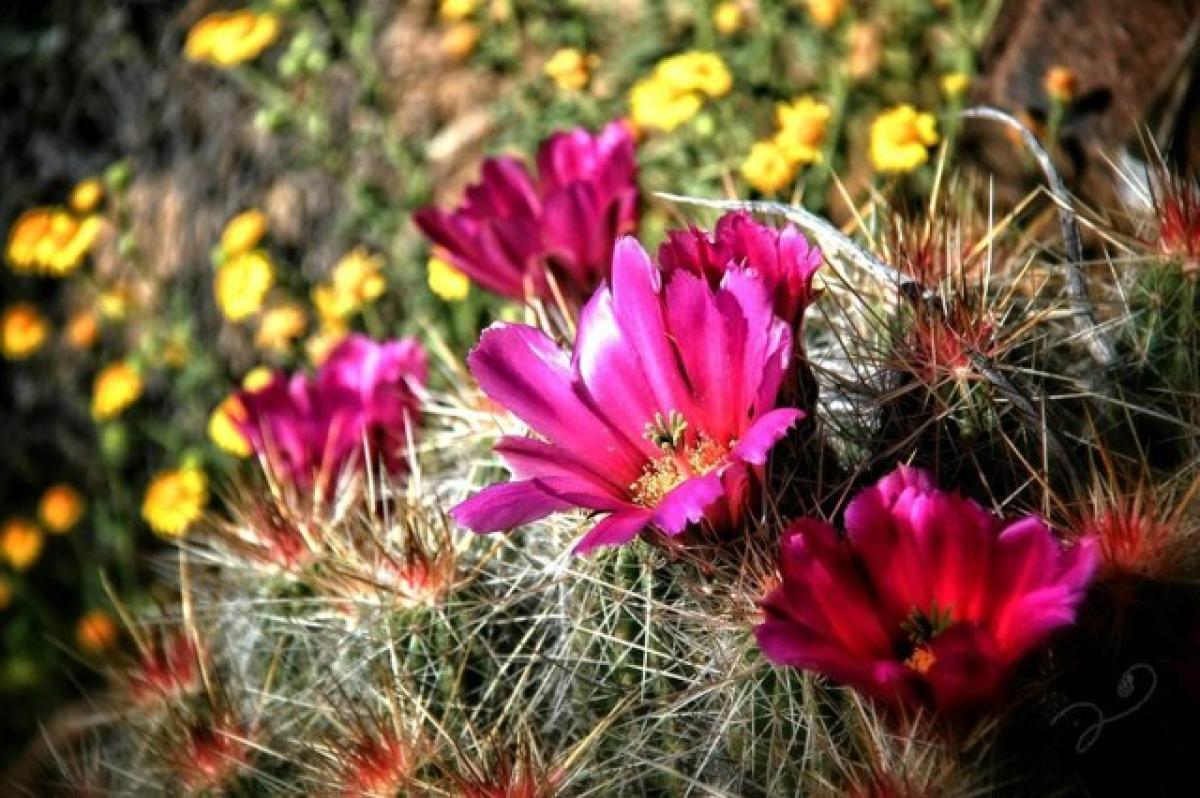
[741,140,796,195]
[441,22,480,61]
[869,105,939,174]
[544,48,594,92]
[99,285,132,320]
[65,308,100,350]
[6,208,100,276]
[185,10,281,68]
[428,256,470,301]
[439,0,479,22]
[39,485,85,533]
[1044,65,1077,103]
[713,2,745,35]
[256,302,308,352]
[0,518,43,571]
[306,328,346,367]
[242,366,273,391]
[655,51,732,97]
[69,178,104,214]
[215,250,274,321]
[332,248,386,307]
[209,395,251,457]
[142,468,208,538]
[2,303,49,359]
[629,77,704,133]
[774,96,831,166]
[941,72,971,98]
[220,209,268,256]
[76,609,119,653]
[92,362,143,420]
[806,0,846,29]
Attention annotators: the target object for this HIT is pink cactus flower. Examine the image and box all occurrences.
[451,234,805,554]
[414,121,638,302]
[755,465,1098,715]
[235,334,426,490]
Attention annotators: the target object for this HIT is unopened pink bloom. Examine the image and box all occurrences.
[452,235,804,554]
[414,121,638,302]
[756,466,1098,715]
[657,210,822,330]
[235,334,426,490]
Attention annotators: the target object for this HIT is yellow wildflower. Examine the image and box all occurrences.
[774,96,831,166]
[869,105,939,174]
[428,255,470,301]
[38,485,85,533]
[2,303,49,359]
[629,77,703,133]
[255,302,308,352]
[806,0,846,29]
[332,248,386,308]
[69,178,104,214]
[65,308,100,350]
[7,208,100,276]
[306,328,346,367]
[6,208,54,271]
[441,23,480,61]
[941,72,971,98]
[439,0,479,22]
[713,2,745,35]
[242,366,273,391]
[142,468,208,538]
[214,250,274,321]
[741,141,796,195]
[185,10,280,68]
[92,362,143,420]
[76,609,119,653]
[655,51,732,97]
[544,48,594,92]
[1044,65,1077,103]
[209,395,251,457]
[0,518,43,571]
[220,209,268,256]
[99,285,132,320]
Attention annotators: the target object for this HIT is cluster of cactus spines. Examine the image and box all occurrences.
[34,129,1200,795]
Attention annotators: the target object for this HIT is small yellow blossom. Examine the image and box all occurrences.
[65,309,100,350]
[76,609,119,653]
[6,208,100,276]
[255,302,308,352]
[242,366,273,391]
[774,96,832,166]
[215,250,274,321]
[185,10,281,68]
[306,328,346,367]
[439,0,479,22]
[39,485,85,533]
[69,178,104,214]
[428,256,470,301]
[629,77,704,132]
[441,22,480,61]
[92,362,143,420]
[655,51,732,97]
[99,285,132,320]
[713,2,745,35]
[544,48,594,92]
[807,0,846,29]
[6,208,54,271]
[209,395,251,457]
[0,518,43,571]
[220,209,268,256]
[941,72,971,98]
[2,303,49,359]
[741,141,796,195]
[332,248,386,308]
[869,105,939,174]
[142,468,208,538]
[1044,65,1077,103]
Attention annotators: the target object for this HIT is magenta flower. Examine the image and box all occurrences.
[414,121,638,303]
[235,334,427,490]
[657,211,822,329]
[451,236,805,554]
[755,466,1098,715]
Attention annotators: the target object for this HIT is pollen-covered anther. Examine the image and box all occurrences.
[905,645,937,674]
[629,434,730,507]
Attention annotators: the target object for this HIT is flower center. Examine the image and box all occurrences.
[628,412,730,507]
[899,603,954,673]
[905,646,937,674]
